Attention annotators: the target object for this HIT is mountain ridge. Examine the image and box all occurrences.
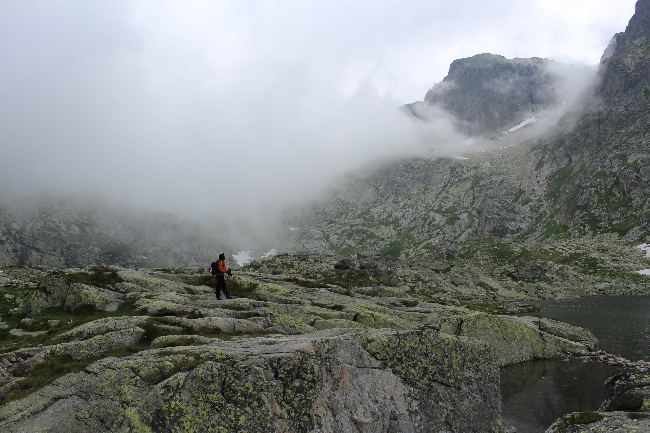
[291,0,650,258]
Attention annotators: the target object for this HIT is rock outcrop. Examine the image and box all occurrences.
[421,54,557,135]
[0,264,598,432]
[0,331,504,433]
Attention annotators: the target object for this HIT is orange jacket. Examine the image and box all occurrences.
[216,259,228,275]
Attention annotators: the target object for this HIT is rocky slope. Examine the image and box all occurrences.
[287,0,650,300]
[0,198,221,268]
[0,262,597,432]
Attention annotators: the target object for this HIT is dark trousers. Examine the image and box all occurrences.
[215,275,230,298]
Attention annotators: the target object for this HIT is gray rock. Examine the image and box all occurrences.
[537,318,598,349]
[19,318,34,327]
[9,329,46,338]
[0,330,504,432]
[601,372,650,412]
[56,316,149,342]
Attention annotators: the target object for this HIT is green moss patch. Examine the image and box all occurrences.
[1,355,95,405]
[185,275,214,287]
[0,298,140,355]
[551,411,604,430]
[65,266,124,288]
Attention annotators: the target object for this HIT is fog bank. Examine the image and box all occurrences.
[0,0,635,249]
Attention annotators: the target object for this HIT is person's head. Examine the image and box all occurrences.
[219,253,226,260]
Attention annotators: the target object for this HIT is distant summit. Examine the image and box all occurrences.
[406,54,558,136]
[598,0,650,105]
[625,0,650,41]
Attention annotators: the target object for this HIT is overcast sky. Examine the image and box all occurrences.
[0,0,637,229]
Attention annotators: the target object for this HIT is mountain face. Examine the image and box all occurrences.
[290,0,650,272]
[0,198,220,268]
[599,0,650,106]
[424,54,557,135]
[406,54,558,135]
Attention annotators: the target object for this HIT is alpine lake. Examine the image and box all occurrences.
[501,295,650,432]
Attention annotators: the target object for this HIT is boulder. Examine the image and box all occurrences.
[0,330,504,432]
[439,313,596,365]
[601,372,650,412]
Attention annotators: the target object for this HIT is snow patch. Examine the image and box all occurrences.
[637,269,650,275]
[503,117,539,134]
[637,243,650,257]
[233,251,253,266]
[261,249,278,259]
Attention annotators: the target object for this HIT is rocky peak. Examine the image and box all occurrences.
[625,0,650,42]
[598,0,650,105]
[421,53,557,135]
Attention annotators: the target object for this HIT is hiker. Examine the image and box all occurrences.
[211,253,232,299]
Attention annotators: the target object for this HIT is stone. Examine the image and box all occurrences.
[19,318,34,327]
[9,329,46,338]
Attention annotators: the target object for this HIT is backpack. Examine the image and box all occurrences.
[210,261,218,276]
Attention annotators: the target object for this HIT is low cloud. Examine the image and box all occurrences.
[0,0,632,250]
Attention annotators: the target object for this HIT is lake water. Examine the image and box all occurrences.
[501,295,650,432]
[501,359,625,432]
[525,295,650,361]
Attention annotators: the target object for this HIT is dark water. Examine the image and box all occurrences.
[526,295,650,361]
[501,360,625,432]
[501,295,650,433]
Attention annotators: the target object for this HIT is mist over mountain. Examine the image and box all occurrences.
[288,0,650,258]
[0,196,223,268]
[404,54,599,137]
[0,3,643,267]
[3,2,650,432]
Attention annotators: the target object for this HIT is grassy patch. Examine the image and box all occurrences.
[155,268,185,274]
[0,319,198,407]
[546,165,574,201]
[539,218,570,240]
[101,241,132,260]
[0,298,140,355]
[0,355,95,405]
[226,278,259,298]
[381,228,415,258]
[283,277,325,288]
[320,269,383,288]
[65,266,124,288]
[512,190,526,203]
[456,238,521,264]
[333,246,355,256]
[185,275,214,287]
[602,220,636,237]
